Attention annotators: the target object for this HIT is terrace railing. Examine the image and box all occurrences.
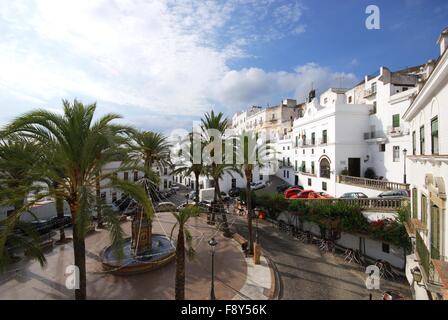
[337,175,409,191]
[292,197,407,211]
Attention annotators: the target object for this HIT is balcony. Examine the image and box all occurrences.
[298,138,316,148]
[337,175,409,191]
[363,131,386,142]
[363,88,377,98]
[387,126,409,137]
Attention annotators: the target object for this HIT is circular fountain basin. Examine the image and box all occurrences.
[101,234,176,275]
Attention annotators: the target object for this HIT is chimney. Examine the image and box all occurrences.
[437,27,448,56]
[308,89,316,102]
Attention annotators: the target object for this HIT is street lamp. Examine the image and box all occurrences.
[403,148,407,184]
[208,237,218,300]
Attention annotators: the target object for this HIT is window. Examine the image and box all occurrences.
[283,170,286,178]
[163,180,167,188]
[101,192,106,201]
[431,117,439,154]
[286,171,289,179]
[421,195,427,225]
[419,126,425,155]
[301,161,306,172]
[382,243,390,254]
[324,97,328,104]
[282,157,285,166]
[164,167,168,175]
[134,171,139,182]
[371,82,377,93]
[348,96,352,103]
[295,160,298,171]
[112,192,117,203]
[322,182,327,191]
[319,158,331,179]
[311,132,315,145]
[287,157,290,166]
[322,130,327,144]
[308,178,312,186]
[431,205,441,259]
[311,161,315,175]
[412,131,416,155]
[259,174,263,181]
[372,101,377,114]
[123,172,129,181]
[295,136,299,147]
[392,114,400,128]
[412,188,418,219]
[379,144,385,152]
[393,146,400,162]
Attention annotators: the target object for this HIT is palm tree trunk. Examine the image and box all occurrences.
[55,188,66,243]
[245,168,254,255]
[194,172,200,203]
[175,224,185,300]
[69,201,87,300]
[95,174,103,228]
[215,181,231,237]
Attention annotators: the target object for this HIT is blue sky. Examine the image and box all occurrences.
[0,0,447,134]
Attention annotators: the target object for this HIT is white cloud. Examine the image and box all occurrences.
[0,0,356,131]
[212,63,357,112]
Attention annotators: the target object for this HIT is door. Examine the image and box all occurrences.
[348,158,361,177]
[295,175,299,185]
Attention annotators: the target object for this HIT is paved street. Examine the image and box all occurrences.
[230,214,411,300]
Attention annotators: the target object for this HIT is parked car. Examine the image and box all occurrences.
[28,219,54,235]
[340,192,368,199]
[155,202,177,212]
[378,190,409,199]
[49,214,72,229]
[228,187,241,197]
[250,181,266,190]
[188,191,198,200]
[177,202,196,211]
[284,187,306,199]
[171,184,180,191]
[197,200,212,210]
[312,192,334,199]
[286,189,319,199]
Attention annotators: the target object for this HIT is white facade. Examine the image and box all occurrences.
[292,88,371,196]
[348,66,420,183]
[402,31,448,300]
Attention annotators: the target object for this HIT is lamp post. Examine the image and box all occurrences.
[403,148,407,184]
[208,237,218,300]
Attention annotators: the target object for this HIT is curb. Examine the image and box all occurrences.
[263,252,282,300]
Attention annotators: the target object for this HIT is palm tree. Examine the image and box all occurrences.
[128,130,171,176]
[171,132,204,203]
[0,99,147,300]
[170,206,200,300]
[0,137,48,266]
[205,162,240,237]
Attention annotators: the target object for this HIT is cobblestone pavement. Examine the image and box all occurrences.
[0,212,247,300]
[231,215,412,300]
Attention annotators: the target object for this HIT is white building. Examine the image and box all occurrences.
[347,65,421,183]
[291,88,371,195]
[403,28,448,300]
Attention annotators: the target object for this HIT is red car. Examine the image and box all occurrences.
[287,190,334,199]
[284,187,304,199]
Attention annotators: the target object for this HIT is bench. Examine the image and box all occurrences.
[233,233,248,253]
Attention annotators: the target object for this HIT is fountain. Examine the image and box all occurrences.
[101,209,175,275]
